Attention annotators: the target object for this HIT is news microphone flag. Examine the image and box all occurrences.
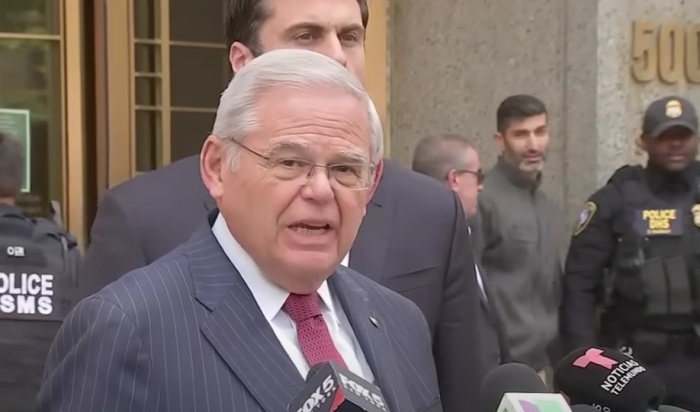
[553,347,665,412]
[497,393,572,412]
[479,363,549,412]
[287,361,389,412]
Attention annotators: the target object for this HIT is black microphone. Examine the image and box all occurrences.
[553,346,665,412]
[571,405,601,412]
[657,406,691,412]
[287,361,389,412]
[479,363,548,412]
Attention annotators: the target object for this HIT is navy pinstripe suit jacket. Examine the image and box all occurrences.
[37,220,442,412]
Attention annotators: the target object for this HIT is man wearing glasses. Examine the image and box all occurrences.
[412,133,508,370]
[38,49,442,412]
[412,134,484,219]
[80,0,484,408]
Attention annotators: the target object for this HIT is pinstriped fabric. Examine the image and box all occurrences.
[36,223,442,412]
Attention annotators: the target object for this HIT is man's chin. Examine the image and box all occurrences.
[519,161,544,173]
[283,252,341,277]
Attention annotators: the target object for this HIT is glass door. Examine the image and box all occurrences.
[0,0,86,243]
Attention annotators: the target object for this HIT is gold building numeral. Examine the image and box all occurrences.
[632,20,700,84]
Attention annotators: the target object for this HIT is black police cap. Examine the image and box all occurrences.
[642,96,699,138]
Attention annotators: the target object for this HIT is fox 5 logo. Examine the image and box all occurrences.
[295,376,336,412]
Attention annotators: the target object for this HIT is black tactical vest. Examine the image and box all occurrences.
[614,178,700,333]
[0,208,79,412]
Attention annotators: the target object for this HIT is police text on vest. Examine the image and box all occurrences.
[0,272,54,315]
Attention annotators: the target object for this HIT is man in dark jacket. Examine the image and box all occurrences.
[412,132,511,371]
[79,0,485,409]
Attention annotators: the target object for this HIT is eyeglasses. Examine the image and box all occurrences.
[455,169,484,184]
[231,140,376,190]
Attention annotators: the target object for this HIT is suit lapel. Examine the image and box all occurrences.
[186,222,304,412]
[329,269,411,412]
[350,176,395,282]
[474,263,511,363]
[475,262,491,312]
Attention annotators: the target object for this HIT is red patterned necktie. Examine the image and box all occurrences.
[283,292,347,368]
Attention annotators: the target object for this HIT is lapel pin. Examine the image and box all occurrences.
[369,316,380,328]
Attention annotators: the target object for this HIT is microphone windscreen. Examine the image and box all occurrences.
[571,405,600,412]
[658,406,690,412]
[480,363,547,412]
[553,347,664,412]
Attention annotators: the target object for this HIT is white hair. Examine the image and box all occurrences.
[211,49,383,164]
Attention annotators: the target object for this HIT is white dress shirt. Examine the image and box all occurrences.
[212,214,374,382]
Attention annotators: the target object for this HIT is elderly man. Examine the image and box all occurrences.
[37,49,441,412]
[81,0,483,407]
[412,133,510,371]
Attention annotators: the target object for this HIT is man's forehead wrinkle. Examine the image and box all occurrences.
[268,111,366,135]
[266,140,308,153]
[337,150,368,163]
[264,119,365,140]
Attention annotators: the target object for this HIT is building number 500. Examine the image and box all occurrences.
[632,20,700,84]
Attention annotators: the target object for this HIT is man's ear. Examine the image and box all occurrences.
[445,169,459,190]
[494,132,506,152]
[636,135,648,152]
[229,42,255,73]
[200,135,226,200]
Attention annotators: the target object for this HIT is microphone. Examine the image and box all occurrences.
[496,393,572,412]
[287,361,389,412]
[479,363,547,412]
[571,406,600,412]
[657,407,690,412]
[306,363,326,381]
[553,346,665,412]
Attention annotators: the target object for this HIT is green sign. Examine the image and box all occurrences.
[0,108,31,193]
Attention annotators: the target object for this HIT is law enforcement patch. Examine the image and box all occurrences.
[692,204,700,227]
[666,99,682,118]
[574,201,597,236]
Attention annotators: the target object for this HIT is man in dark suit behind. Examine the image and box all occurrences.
[39,49,442,411]
[80,0,484,408]
[412,133,511,370]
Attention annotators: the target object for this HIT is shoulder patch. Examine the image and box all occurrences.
[574,201,597,235]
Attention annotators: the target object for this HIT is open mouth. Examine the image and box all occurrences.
[289,223,332,235]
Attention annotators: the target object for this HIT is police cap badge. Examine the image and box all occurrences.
[666,99,682,118]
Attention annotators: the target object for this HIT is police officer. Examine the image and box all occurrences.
[562,96,700,411]
[0,131,80,412]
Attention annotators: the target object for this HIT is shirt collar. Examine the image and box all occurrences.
[211,213,336,322]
